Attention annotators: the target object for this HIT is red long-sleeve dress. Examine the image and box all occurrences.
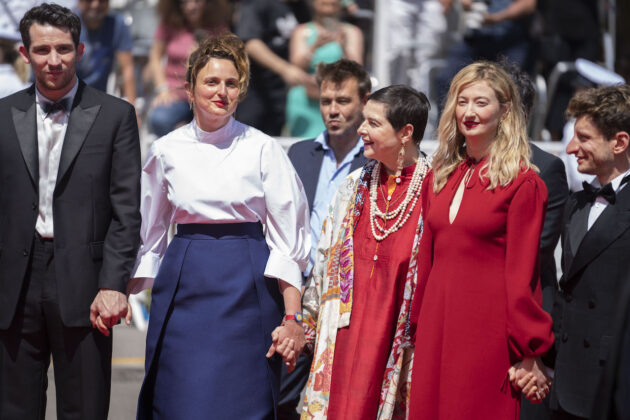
[408,161,555,419]
[326,164,422,419]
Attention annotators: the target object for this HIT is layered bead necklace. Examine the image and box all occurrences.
[369,158,429,241]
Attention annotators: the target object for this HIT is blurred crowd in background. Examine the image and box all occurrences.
[0,0,627,145]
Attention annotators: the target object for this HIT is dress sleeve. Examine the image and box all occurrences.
[505,174,555,359]
[409,170,434,343]
[127,142,173,294]
[260,139,311,291]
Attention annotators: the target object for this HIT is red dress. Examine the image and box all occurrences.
[408,161,554,419]
[326,164,422,420]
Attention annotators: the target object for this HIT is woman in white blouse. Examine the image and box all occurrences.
[129,33,310,419]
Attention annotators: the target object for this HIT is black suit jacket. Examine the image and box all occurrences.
[531,144,569,312]
[0,82,141,329]
[550,182,630,417]
[287,136,367,211]
[591,271,630,420]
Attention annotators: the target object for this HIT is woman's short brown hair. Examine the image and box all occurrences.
[186,32,250,102]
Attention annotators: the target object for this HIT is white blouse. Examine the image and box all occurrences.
[128,118,310,293]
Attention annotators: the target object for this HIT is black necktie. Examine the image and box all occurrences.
[41,97,72,116]
[582,174,630,204]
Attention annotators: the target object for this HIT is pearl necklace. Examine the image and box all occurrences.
[369,158,428,241]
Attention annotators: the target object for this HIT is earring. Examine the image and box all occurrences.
[395,143,405,183]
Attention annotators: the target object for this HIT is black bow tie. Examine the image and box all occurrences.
[583,174,630,204]
[41,97,72,115]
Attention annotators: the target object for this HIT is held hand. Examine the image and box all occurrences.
[265,326,285,360]
[90,289,129,337]
[266,327,298,371]
[508,356,552,402]
[265,322,305,372]
[277,320,306,355]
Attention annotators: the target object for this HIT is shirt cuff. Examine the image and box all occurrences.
[132,252,162,280]
[264,250,303,291]
[127,277,154,295]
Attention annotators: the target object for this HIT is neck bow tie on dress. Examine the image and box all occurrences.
[583,174,630,204]
[42,97,72,116]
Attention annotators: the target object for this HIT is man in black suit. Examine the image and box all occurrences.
[0,4,140,419]
[279,59,370,420]
[502,59,569,420]
[502,60,570,314]
[550,84,630,420]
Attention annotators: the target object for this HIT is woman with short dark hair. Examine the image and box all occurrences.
[300,85,431,420]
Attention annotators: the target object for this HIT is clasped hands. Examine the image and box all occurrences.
[89,288,132,336]
[508,356,553,403]
[265,320,306,372]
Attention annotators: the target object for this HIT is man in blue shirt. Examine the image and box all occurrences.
[282,58,371,420]
[76,0,136,107]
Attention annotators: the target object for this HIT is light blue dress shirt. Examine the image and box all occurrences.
[306,131,364,276]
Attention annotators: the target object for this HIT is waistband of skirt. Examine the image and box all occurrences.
[175,222,263,240]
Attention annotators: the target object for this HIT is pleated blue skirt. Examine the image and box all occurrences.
[137,223,283,420]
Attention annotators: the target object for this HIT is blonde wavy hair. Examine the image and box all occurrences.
[432,61,534,193]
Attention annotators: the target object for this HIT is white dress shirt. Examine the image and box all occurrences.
[587,168,630,230]
[35,81,78,238]
[307,132,363,275]
[129,118,311,293]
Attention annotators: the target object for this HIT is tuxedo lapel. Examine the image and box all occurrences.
[568,198,590,256]
[56,86,100,187]
[12,102,38,186]
[564,187,630,283]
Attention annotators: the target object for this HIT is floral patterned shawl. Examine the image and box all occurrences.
[301,157,429,420]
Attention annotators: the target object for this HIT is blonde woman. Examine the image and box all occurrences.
[408,61,554,419]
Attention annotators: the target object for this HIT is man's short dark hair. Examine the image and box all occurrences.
[316,59,371,99]
[566,84,630,139]
[369,85,430,145]
[498,57,534,120]
[20,3,81,50]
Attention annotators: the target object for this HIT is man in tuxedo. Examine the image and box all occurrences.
[0,4,140,419]
[280,58,370,419]
[550,84,630,420]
